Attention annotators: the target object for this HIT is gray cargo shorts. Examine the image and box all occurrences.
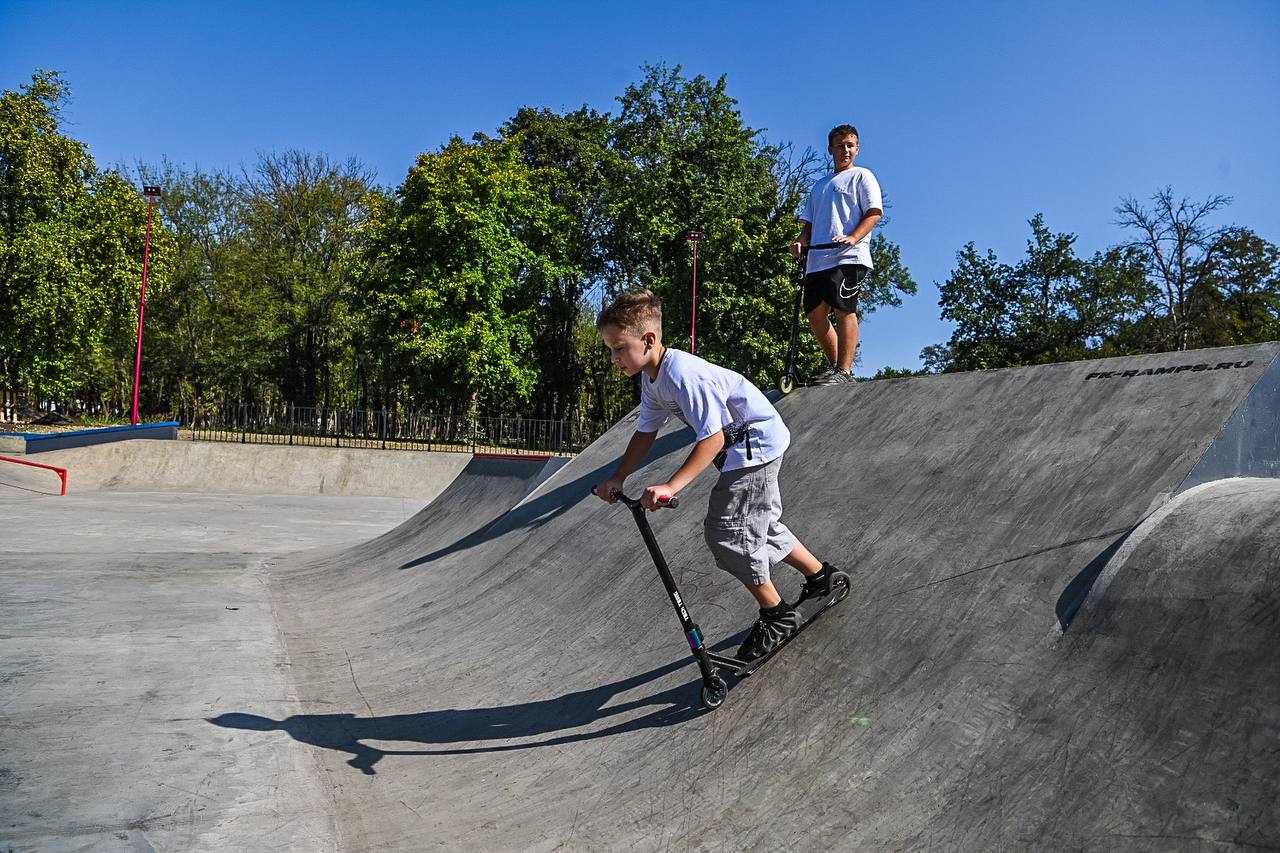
[703,455,798,586]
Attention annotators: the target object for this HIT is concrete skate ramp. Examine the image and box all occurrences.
[0,456,66,496]
[222,343,1279,851]
[2,440,474,498]
[333,453,567,568]
[955,476,1280,847]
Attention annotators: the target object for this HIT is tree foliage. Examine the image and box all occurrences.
[240,151,378,407]
[0,70,172,410]
[1,66,917,422]
[501,106,622,420]
[1115,188,1237,351]
[133,160,249,411]
[362,136,550,413]
[927,199,1279,373]
[10,67,1278,422]
[604,63,797,386]
[600,63,917,388]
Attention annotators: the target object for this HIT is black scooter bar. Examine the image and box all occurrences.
[595,487,732,710]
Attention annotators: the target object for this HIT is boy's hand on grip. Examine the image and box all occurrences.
[642,483,676,511]
[594,477,624,503]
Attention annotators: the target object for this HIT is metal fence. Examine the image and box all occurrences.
[186,403,606,456]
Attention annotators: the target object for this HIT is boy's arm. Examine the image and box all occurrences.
[642,430,725,509]
[835,209,883,246]
[594,430,658,503]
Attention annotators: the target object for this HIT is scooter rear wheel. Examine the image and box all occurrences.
[701,676,728,710]
[832,572,852,603]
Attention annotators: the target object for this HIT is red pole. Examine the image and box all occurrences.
[687,231,702,354]
[132,187,160,426]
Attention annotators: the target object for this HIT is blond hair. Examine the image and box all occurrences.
[596,289,663,337]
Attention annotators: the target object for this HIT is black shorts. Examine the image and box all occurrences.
[803,264,869,315]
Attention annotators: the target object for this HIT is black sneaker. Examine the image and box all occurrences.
[796,562,840,605]
[808,363,837,384]
[736,605,801,661]
[824,368,855,385]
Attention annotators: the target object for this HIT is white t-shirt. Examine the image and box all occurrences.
[636,348,790,472]
[801,165,882,274]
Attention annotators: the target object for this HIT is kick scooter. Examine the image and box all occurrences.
[777,241,844,394]
[600,489,851,711]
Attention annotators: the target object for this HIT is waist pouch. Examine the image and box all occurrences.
[712,421,754,471]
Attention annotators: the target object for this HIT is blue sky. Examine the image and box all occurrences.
[4,0,1278,373]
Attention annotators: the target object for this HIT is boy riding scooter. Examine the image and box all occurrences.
[593,289,845,663]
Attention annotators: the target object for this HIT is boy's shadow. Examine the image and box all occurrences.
[209,646,740,775]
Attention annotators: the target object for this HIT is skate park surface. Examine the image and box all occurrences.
[3,343,1278,851]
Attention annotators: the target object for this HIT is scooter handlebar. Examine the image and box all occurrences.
[802,241,844,252]
[592,487,679,509]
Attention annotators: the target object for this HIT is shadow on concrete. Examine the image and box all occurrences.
[874,527,1133,605]
[208,649,721,775]
[0,481,59,497]
[399,429,695,571]
[1054,532,1132,630]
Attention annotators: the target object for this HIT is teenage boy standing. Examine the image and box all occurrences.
[791,124,883,385]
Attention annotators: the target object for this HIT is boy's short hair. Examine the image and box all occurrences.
[597,289,663,337]
[828,124,860,145]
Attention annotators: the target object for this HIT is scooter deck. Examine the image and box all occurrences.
[707,573,851,678]
[778,376,826,395]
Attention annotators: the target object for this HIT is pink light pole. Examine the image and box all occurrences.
[687,230,702,354]
[131,185,161,426]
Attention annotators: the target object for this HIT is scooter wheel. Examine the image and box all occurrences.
[832,572,852,603]
[778,373,796,395]
[701,676,728,711]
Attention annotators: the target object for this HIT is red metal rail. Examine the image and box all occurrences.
[0,455,68,496]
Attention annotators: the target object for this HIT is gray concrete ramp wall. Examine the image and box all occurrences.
[331,454,562,569]
[0,455,67,496]
[231,343,1279,851]
[21,440,474,499]
[954,477,1280,846]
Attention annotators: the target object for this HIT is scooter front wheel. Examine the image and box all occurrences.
[701,675,728,710]
[777,372,796,394]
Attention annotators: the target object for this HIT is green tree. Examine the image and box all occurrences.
[605,64,811,386]
[1114,187,1237,351]
[240,150,378,407]
[934,242,1019,371]
[80,171,177,412]
[0,70,171,413]
[364,136,553,414]
[1070,244,1155,357]
[1187,228,1280,348]
[1,69,92,407]
[869,365,932,380]
[500,106,622,421]
[601,64,788,379]
[604,64,916,387]
[864,231,917,314]
[930,215,1149,371]
[133,160,255,412]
